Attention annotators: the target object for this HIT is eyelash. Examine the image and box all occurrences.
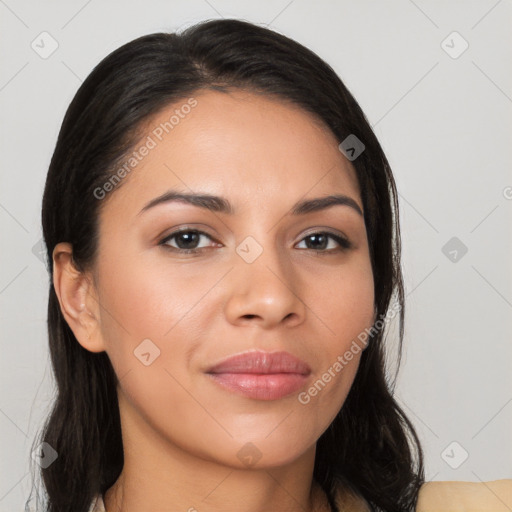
[158,229,352,255]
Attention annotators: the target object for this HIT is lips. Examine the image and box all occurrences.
[206,350,311,401]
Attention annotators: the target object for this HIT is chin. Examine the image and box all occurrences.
[224,435,316,470]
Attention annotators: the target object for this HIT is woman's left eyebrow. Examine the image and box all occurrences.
[138,190,363,217]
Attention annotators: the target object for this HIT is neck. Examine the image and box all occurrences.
[104,468,329,512]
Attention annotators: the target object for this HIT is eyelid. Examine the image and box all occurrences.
[158,223,219,242]
[297,229,352,250]
[159,228,219,248]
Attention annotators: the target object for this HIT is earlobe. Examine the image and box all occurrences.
[52,242,106,353]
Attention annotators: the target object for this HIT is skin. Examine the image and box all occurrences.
[53,89,375,512]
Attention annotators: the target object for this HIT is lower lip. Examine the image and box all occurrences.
[207,372,309,400]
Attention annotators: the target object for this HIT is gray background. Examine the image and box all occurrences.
[1,0,511,510]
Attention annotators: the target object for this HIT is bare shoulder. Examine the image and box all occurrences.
[416,479,512,511]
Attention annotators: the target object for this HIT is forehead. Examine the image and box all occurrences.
[102,89,362,217]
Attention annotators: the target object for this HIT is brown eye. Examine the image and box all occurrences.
[160,229,217,253]
[296,232,351,252]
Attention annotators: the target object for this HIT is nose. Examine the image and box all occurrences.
[223,240,307,329]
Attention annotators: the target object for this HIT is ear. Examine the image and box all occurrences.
[52,242,106,353]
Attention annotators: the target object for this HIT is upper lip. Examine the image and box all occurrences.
[206,350,311,375]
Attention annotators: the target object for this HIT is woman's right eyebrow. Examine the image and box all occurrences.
[138,190,363,217]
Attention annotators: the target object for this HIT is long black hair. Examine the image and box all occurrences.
[29,18,424,512]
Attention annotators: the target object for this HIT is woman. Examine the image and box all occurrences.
[30,18,511,512]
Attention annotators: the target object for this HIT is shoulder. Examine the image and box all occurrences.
[331,479,512,511]
[416,479,512,511]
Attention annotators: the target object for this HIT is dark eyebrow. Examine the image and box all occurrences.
[291,194,363,216]
[138,190,363,217]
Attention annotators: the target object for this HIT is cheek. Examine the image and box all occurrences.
[310,256,375,346]
[298,255,374,415]
[94,258,213,452]
[96,247,194,341]
[93,247,187,384]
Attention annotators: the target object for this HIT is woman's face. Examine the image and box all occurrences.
[83,89,375,468]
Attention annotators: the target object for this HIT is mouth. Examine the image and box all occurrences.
[205,350,311,401]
